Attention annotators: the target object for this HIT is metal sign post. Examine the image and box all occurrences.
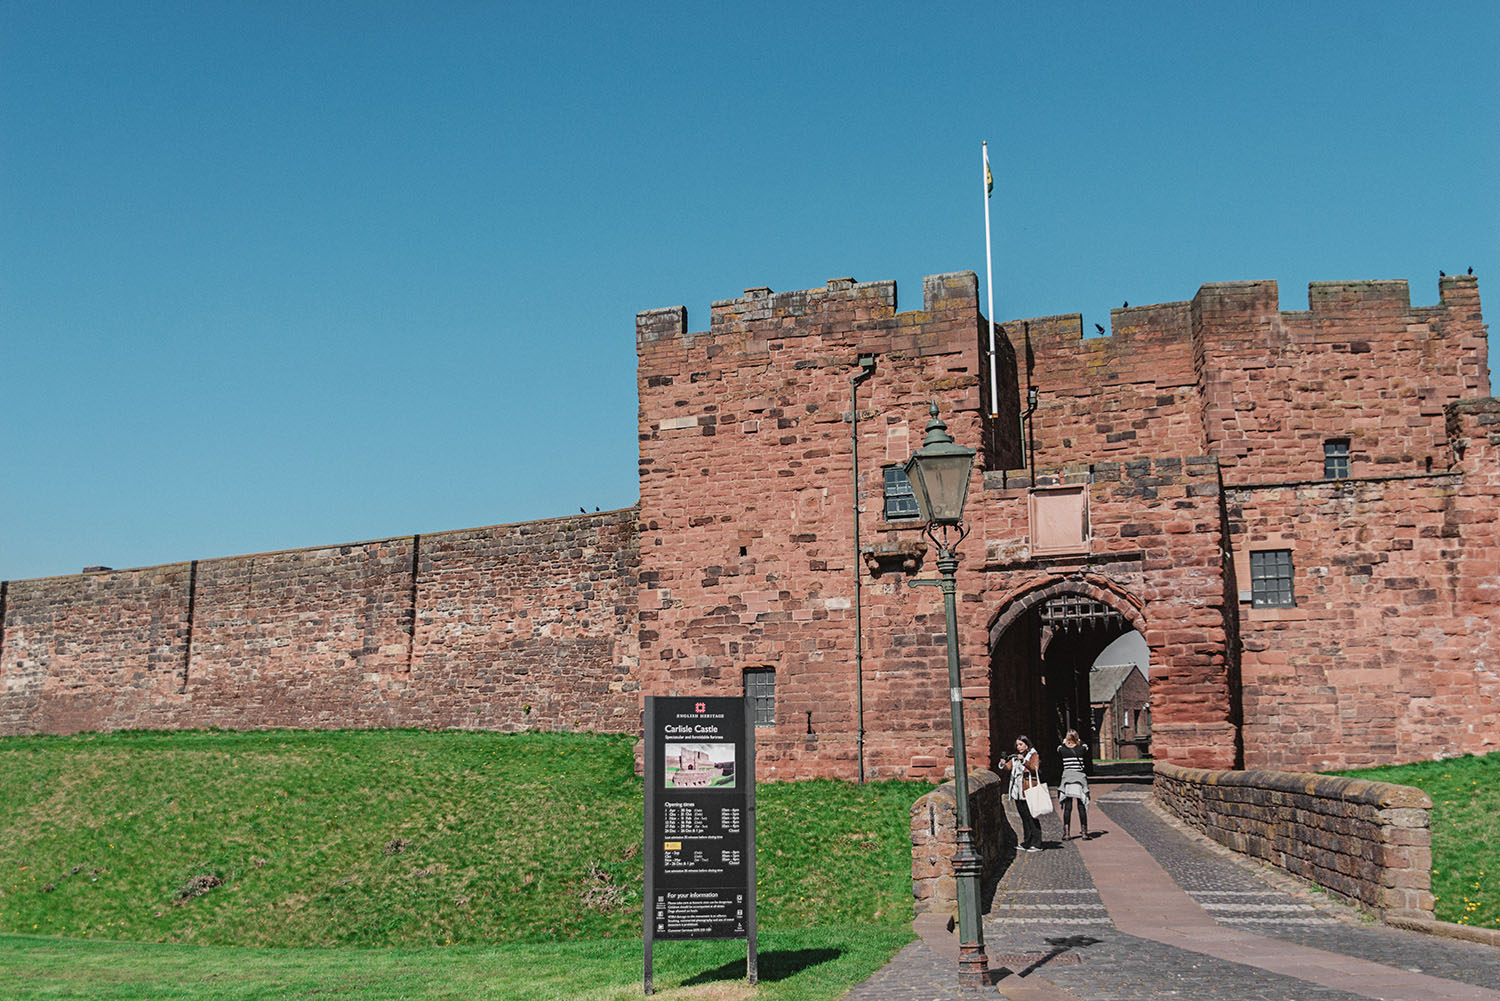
[643,695,757,995]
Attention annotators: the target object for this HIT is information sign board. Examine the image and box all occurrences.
[643,696,756,993]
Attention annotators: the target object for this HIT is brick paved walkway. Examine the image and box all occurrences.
[843,782,1500,1001]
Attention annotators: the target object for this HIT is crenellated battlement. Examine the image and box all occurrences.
[636,271,980,349]
[707,277,898,336]
[1013,276,1482,346]
[1193,280,1280,319]
[1001,274,1489,479]
[1012,302,1199,393]
[1305,279,1412,313]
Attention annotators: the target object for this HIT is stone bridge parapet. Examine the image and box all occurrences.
[910,769,1014,916]
[1154,762,1433,919]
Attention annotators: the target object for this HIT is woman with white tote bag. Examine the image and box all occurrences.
[1004,735,1050,852]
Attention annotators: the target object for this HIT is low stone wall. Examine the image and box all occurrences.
[1154,762,1433,919]
[910,770,1015,916]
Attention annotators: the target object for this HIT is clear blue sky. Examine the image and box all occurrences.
[3,2,1497,582]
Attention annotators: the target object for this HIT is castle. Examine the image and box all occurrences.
[2,271,1495,781]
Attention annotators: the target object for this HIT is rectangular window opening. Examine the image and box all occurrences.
[1324,439,1350,480]
[744,667,775,727]
[882,466,921,521]
[1249,549,1295,608]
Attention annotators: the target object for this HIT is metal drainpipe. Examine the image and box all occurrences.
[851,355,876,783]
[1022,385,1039,481]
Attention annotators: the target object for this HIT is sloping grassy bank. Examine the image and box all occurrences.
[0,729,927,999]
[1332,751,1500,930]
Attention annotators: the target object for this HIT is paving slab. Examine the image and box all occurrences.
[843,781,1500,1001]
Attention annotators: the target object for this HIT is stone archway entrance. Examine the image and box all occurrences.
[986,578,1146,781]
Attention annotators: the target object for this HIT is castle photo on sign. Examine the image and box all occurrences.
[665,744,737,789]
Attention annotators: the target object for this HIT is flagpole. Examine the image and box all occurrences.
[983,142,998,418]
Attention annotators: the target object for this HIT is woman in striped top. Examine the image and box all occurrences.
[1057,729,1090,840]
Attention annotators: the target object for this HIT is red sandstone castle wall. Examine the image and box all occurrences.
[408,517,640,731]
[635,274,1246,779]
[1014,277,1488,485]
[0,564,194,734]
[1232,399,1500,771]
[1001,274,1493,772]
[2,269,1492,782]
[635,274,1000,780]
[978,458,1237,769]
[1195,277,1488,481]
[0,510,639,736]
[1017,301,1203,472]
[184,539,416,729]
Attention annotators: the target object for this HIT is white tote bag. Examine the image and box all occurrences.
[1023,778,1054,817]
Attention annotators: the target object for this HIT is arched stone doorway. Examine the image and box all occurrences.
[986,577,1147,781]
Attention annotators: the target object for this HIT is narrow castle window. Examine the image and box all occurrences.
[882,466,921,520]
[1324,439,1350,479]
[744,667,775,727]
[1249,549,1295,608]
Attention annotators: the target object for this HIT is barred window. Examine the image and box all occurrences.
[744,667,775,727]
[882,466,921,520]
[1249,549,1295,608]
[1324,439,1350,479]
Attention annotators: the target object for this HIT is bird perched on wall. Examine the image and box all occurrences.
[579,507,586,514]
[1469,266,1474,275]
[1440,270,1447,277]
[1122,301,1128,308]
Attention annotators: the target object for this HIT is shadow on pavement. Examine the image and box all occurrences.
[990,935,1104,983]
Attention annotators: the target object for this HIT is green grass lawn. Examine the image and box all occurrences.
[1331,751,1500,930]
[0,729,927,999]
[0,927,915,1000]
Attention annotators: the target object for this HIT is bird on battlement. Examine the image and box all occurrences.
[1469,266,1474,275]
[1440,270,1447,277]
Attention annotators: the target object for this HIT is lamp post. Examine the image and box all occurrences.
[905,402,989,988]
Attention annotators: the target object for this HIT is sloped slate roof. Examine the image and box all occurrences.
[1090,663,1143,703]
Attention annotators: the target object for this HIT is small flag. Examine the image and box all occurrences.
[984,145,993,198]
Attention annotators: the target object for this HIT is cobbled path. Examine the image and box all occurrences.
[841,782,1500,1001]
[1103,792,1500,993]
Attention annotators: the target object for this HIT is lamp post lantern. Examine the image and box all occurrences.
[904,402,989,988]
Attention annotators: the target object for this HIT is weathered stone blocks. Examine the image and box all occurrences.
[909,770,1013,916]
[0,510,640,736]
[1155,762,1433,920]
